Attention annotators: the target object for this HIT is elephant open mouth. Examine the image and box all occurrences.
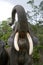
[14,32,33,55]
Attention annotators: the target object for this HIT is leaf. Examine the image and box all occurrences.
[27,1,32,4]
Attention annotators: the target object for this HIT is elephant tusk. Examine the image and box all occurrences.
[27,33,33,55]
[14,32,19,51]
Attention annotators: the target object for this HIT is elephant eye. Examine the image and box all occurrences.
[19,32,26,38]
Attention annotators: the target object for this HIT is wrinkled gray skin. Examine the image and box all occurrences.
[0,40,6,55]
[0,40,9,65]
[7,5,39,65]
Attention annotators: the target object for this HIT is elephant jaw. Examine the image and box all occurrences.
[14,32,33,55]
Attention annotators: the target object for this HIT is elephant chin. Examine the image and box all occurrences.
[14,32,19,51]
[27,33,33,55]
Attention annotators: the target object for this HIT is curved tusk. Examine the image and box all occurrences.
[15,13,18,22]
[14,32,19,51]
[27,33,33,55]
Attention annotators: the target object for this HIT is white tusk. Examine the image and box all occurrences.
[27,33,33,55]
[15,13,18,22]
[14,32,19,51]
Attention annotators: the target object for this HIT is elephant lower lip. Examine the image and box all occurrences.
[19,47,26,51]
[20,47,24,50]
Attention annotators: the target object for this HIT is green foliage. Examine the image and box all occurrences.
[38,34,43,45]
[32,45,43,65]
[32,46,40,62]
[5,45,10,48]
[1,32,11,43]
[0,20,12,43]
[36,25,43,45]
[28,23,43,64]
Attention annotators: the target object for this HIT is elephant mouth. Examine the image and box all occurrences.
[19,32,26,39]
[14,32,33,55]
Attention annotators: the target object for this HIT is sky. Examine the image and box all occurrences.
[0,0,43,23]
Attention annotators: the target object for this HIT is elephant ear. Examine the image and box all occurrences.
[32,36,39,46]
[0,40,6,48]
[0,40,6,55]
[7,37,13,46]
[7,33,14,46]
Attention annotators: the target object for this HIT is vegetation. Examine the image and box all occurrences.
[0,20,12,43]
[27,1,43,64]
